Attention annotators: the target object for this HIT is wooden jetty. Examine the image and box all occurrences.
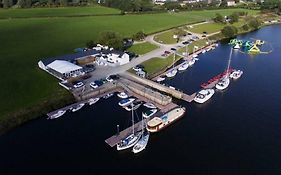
[104,102,178,147]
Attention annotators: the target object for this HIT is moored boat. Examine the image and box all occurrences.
[117,92,128,99]
[143,102,157,109]
[132,131,149,154]
[178,62,189,71]
[234,43,240,49]
[166,69,177,78]
[146,107,186,133]
[194,89,215,104]
[201,49,206,54]
[71,103,85,112]
[229,70,243,80]
[156,76,165,82]
[47,110,66,120]
[188,59,195,66]
[118,98,135,107]
[124,101,142,111]
[215,77,230,90]
[142,109,158,119]
[103,93,114,99]
[88,98,100,105]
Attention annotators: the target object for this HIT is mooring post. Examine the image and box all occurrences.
[116,125,120,136]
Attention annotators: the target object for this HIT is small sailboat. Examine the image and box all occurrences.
[178,62,189,71]
[71,103,85,112]
[166,52,177,78]
[103,93,114,99]
[229,70,243,80]
[88,98,99,105]
[216,77,230,90]
[133,114,149,154]
[118,98,135,107]
[216,48,232,91]
[117,92,128,99]
[142,109,158,119]
[117,104,141,151]
[124,101,142,111]
[194,89,215,104]
[156,76,165,82]
[143,102,157,109]
[47,110,66,120]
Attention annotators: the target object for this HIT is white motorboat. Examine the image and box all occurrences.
[188,59,195,66]
[156,76,165,82]
[47,110,66,120]
[103,93,114,99]
[215,77,230,90]
[124,101,142,111]
[194,89,215,104]
[178,62,189,71]
[201,49,206,54]
[117,92,128,99]
[143,102,157,109]
[88,98,99,105]
[229,70,243,80]
[193,54,198,58]
[142,109,158,119]
[117,104,141,151]
[118,98,135,107]
[166,69,177,78]
[133,131,149,154]
[71,103,85,112]
[194,57,199,61]
[234,43,240,49]
[206,48,211,52]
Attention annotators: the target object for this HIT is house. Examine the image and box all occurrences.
[106,51,130,65]
[227,0,236,6]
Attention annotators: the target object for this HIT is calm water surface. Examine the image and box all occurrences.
[1,25,281,175]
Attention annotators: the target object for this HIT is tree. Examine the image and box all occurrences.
[98,31,123,50]
[228,12,239,24]
[133,31,146,41]
[59,0,68,6]
[221,25,238,38]
[214,13,225,23]
[242,24,249,31]
[3,0,13,8]
[248,18,261,30]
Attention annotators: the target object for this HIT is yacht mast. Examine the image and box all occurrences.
[132,103,134,135]
[226,48,233,77]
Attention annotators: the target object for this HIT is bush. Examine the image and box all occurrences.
[221,25,238,38]
[133,31,146,41]
[248,18,261,30]
[86,40,97,49]
[214,13,225,23]
[98,31,124,50]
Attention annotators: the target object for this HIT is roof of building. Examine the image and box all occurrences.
[47,60,82,74]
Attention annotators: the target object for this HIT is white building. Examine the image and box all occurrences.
[46,60,83,79]
[107,52,130,65]
[227,0,236,6]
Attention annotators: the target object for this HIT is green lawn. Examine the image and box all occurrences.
[0,8,258,130]
[154,30,179,44]
[0,6,121,18]
[127,42,159,55]
[188,20,246,34]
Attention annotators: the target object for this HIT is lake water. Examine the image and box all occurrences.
[1,25,281,175]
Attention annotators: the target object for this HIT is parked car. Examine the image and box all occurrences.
[106,75,114,82]
[73,82,84,88]
[171,48,177,51]
[90,82,98,89]
[202,34,206,38]
[109,74,119,80]
[182,41,189,45]
[164,50,171,54]
[133,64,144,72]
[187,32,192,35]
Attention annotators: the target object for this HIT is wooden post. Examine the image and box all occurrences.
[116,125,120,136]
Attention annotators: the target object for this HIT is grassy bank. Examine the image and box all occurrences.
[127,42,159,55]
[0,8,258,134]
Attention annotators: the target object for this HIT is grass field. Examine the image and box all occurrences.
[154,30,179,44]
[0,6,121,18]
[0,8,258,131]
[127,42,159,55]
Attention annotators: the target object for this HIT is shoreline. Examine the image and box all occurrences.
[0,19,279,136]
